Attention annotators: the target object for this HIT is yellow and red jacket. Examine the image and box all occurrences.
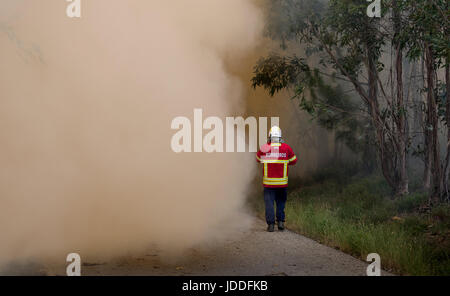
[256,142,297,188]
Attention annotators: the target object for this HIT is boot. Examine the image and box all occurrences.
[277,221,285,231]
[267,224,275,232]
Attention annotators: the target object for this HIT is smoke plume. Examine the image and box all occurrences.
[0,0,264,268]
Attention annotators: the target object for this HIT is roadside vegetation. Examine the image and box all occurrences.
[251,164,450,275]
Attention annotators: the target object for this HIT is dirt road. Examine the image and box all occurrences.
[43,217,388,276]
[2,217,391,276]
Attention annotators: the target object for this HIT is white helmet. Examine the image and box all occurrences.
[269,126,282,139]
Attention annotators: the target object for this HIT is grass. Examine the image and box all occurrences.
[250,167,450,275]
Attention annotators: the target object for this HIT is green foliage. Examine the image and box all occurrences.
[252,54,311,96]
[398,0,449,65]
[395,193,428,213]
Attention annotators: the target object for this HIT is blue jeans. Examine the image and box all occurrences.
[263,187,287,225]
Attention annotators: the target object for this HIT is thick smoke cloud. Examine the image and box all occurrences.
[0,0,263,267]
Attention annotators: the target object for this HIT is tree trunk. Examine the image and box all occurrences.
[393,0,408,195]
[425,44,441,203]
[367,50,397,191]
[442,63,450,203]
[422,57,432,190]
[395,39,408,195]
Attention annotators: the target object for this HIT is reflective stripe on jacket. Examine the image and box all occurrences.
[256,142,297,188]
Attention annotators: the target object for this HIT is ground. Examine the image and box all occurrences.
[29,217,390,276]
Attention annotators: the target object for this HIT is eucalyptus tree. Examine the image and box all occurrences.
[400,0,449,202]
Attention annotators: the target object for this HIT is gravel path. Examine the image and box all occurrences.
[70,217,391,276]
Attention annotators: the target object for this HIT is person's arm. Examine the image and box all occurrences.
[288,145,297,165]
[256,149,262,163]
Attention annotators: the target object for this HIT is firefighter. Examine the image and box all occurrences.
[256,126,297,232]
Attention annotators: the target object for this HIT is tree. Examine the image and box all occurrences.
[400,0,449,202]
